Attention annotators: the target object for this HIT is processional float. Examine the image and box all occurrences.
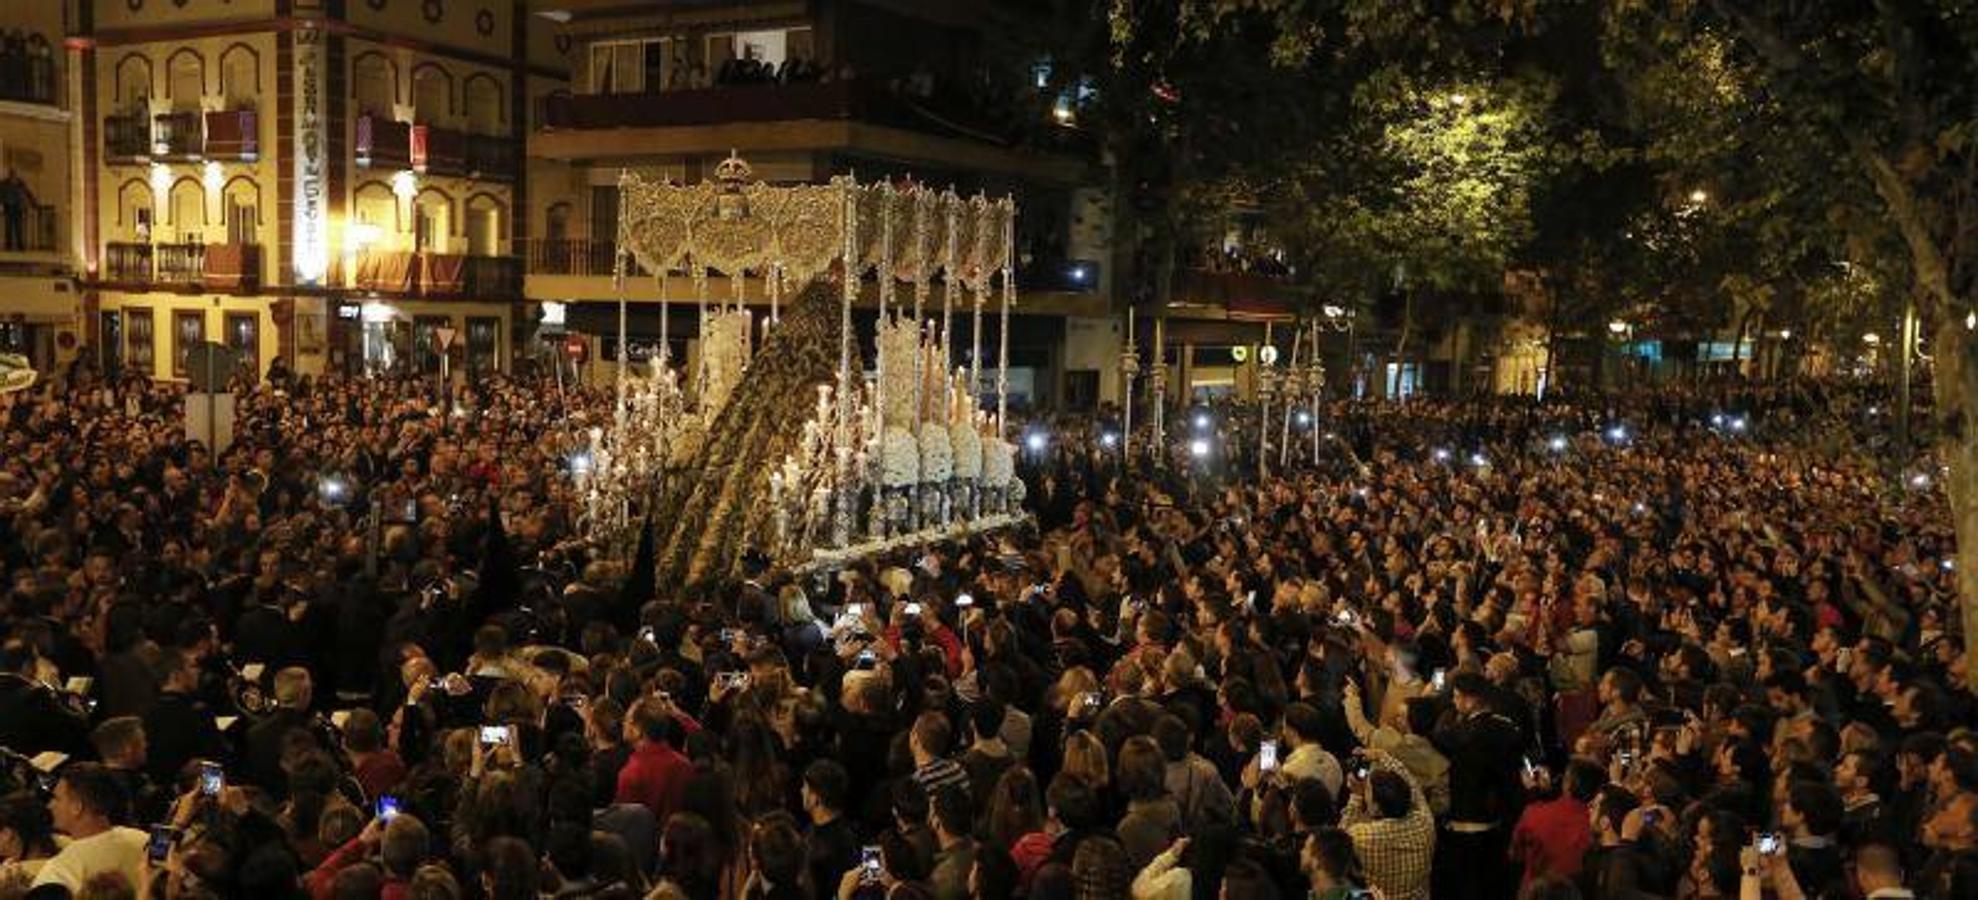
[574,154,1025,584]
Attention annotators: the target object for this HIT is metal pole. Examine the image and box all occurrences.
[1258,322,1272,483]
[1311,319,1322,467]
[1153,316,1167,465]
[1280,325,1299,471]
[1122,309,1135,459]
[997,198,1012,435]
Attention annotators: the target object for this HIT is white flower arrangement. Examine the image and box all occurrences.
[881,426,920,487]
[918,423,952,483]
[983,438,1016,487]
[949,423,982,479]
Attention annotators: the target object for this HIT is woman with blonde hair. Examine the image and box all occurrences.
[1062,731,1119,823]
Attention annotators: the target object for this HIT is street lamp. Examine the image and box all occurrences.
[1607,320,1630,336]
[1688,188,1709,205]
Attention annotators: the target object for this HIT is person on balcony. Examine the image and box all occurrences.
[0,175,26,252]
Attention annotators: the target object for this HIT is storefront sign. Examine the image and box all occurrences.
[293,23,329,284]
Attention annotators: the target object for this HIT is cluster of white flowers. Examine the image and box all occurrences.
[918,422,952,483]
[949,423,982,479]
[881,426,920,487]
[982,438,1016,487]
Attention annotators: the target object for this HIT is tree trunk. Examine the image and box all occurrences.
[1853,140,1977,690]
[1932,317,1978,694]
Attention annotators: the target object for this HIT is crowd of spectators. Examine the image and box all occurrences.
[0,369,1971,900]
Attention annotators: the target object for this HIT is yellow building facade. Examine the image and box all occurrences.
[0,1,79,372]
[69,0,559,383]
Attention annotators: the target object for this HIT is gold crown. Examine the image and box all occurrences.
[714,151,753,184]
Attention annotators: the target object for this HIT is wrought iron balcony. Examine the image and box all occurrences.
[356,114,412,168]
[155,240,205,284]
[150,112,203,159]
[0,204,56,254]
[105,114,149,160]
[411,125,465,176]
[525,238,620,276]
[105,242,153,281]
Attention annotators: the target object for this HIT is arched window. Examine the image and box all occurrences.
[222,177,260,244]
[412,65,452,125]
[166,50,204,110]
[168,178,205,235]
[115,55,153,111]
[545,202,572,241]
[414,189,452,252]
[463,74,502,135]
[219,45,259,108]
[464,194,504,256]
[117,179,154,239]
[353,52,396,117]
[353,181,400,251]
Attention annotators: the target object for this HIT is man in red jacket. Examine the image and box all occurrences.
[615,696,693,827]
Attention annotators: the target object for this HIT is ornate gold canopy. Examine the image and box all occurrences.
[616,155,1014,290]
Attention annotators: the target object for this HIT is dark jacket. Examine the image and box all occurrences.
[1431,708,1525,827]
[142,688,228,784]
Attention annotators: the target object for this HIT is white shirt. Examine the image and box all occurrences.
[31,827,147,893]
[1284,743,1344,797]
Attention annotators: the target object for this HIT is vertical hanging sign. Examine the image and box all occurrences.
[293,21,329,285]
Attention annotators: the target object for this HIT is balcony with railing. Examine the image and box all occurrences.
[154,241,205,284]
[0,204,57,255]
[203,110,258,161]
[0,49,57,106]
[353,250,521,297]
[463,255,522,295]
[105,242,153,281]
[100,241,262,288]
[539,80,875,132]
[151,112,203,159]
[412,125,466,176]
[105,114,149,161]
[356,114,412,168]
[464,137,517,180]
[204,243,261,288]
[526,238,619,276]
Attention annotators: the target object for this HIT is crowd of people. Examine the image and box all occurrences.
[0,368,1972,900]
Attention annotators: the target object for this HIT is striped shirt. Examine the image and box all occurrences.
[913,758,971,799]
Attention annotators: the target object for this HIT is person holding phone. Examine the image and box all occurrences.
[305,807,431,900]
[1509,759,1603,888]
[1338,749,1434,900]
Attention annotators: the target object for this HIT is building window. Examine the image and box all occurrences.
[413,315,449,374]
[226,194,257,245]
[589,41,644,94]
[99,311,123,374]
[415,201,445,252]
[172,310,204,378]
[467,316,499,375]
[126,308,155,377]
[225,313,258,382]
